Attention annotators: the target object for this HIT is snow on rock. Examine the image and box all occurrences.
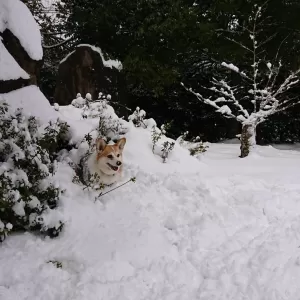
[0,0,43,61]
[59,50,75,65]
[0,39,29,80]
[77,44,122,70]
[0,86,58,121]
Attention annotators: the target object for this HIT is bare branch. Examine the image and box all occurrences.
[274,35,290,62]
[223,36,253,53]
[42,36,75,49]
[256,33,277,49]
[41,31,70,36]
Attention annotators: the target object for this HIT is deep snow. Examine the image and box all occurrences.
[1,87,300,300]
[0,40,29,80]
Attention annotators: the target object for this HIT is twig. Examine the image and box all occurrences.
[94,177,136,202]
[43,36,74,49]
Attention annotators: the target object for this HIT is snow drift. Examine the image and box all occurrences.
[0,86,300,300]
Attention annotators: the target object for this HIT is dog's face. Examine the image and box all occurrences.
[95,138,126,175]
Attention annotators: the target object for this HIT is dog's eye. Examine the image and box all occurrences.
[117,154,120,157]
[107,155,113,159]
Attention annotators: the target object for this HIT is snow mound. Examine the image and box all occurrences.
[0,39,29,80]
[0,86,57,121]
[0,0,43,61]
[1,87,300,299]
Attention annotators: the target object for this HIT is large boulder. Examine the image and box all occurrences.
[54,44,126,105]
[0,0,43,93]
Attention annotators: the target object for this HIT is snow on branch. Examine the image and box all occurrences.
[181,80,246,121]
[221,62,251,80]
[182,2,300,127]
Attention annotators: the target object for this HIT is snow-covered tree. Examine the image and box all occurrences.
[182,3,300,157]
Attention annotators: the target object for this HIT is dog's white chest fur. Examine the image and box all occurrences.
[84,152,122,186]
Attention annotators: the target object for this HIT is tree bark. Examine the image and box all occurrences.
[240,124,256,158]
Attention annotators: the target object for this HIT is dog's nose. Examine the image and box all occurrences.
[116,161,122,166]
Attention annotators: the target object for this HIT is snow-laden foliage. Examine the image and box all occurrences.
[177,133,208,156]
[0,102,65,242]
[151,122,175,163]
[128,106,157,130]
[161,141,175,163]
[71,93,88,109]
[89,92,128,141]
[182,3,300,157]
[188,140,208,156]
[72,92,128,142]
[128,107,146,128]
[39,119,71,162]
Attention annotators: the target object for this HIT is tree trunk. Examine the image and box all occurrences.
[240,123,257,158]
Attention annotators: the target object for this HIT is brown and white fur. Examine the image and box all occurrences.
[84,138,126,186]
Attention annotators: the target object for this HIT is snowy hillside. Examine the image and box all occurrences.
[1,86,300,300]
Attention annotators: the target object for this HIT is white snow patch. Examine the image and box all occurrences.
[217,105,232,115]
[221,62,240,73]
[12,200,25,217]
[77,44,122,70]
[0,39,29,80]
[0,86,58,121]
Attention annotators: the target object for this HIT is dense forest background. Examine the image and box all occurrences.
[25,0,300,143]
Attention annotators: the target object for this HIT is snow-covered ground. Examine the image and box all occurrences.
[1,87,300,300]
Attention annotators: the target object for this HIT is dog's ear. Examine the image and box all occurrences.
[116,137,126,151]
[96,138,106,152]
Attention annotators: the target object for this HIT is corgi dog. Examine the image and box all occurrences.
[84,137,126,186]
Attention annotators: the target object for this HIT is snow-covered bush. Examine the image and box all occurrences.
[151,122,175,163]
[189,141,208,156]
[39,119,71,161]
[0,102,64,242]
[71,93,86,108]
[128,107,157,130]
[177,131,189,146]
[128,107,146,128]
[177,133,208,156]
[151,126,163,153]
[161,141,175,163]
[81,91,128,142]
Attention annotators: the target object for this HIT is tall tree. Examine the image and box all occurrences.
[182,3,300,157]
